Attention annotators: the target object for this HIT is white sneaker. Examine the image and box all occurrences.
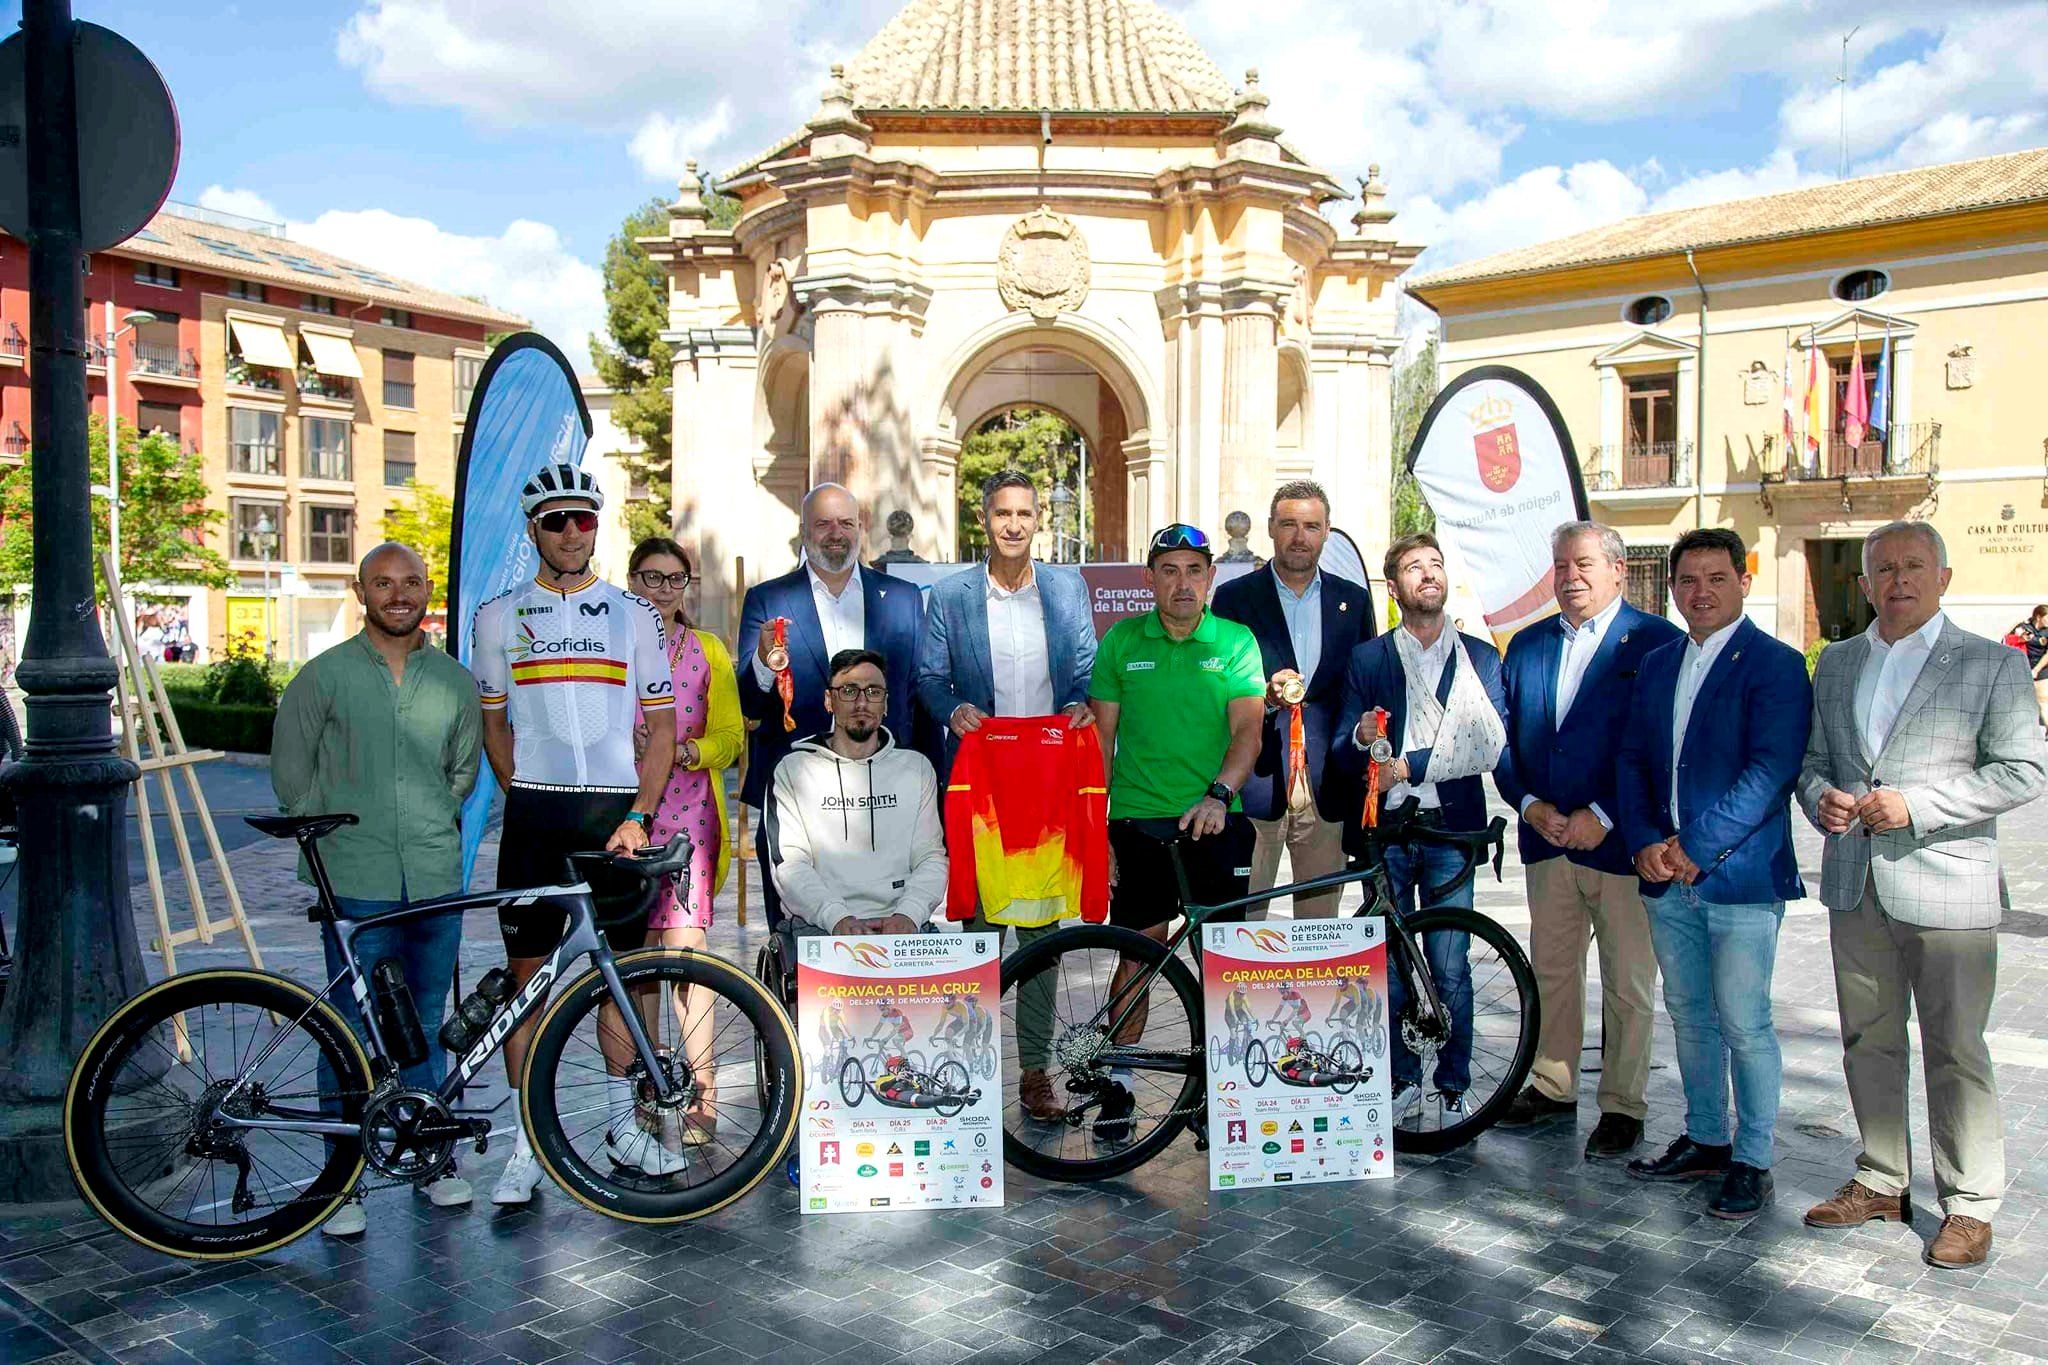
[321,1202,366,1237]
[492,1150,543,1205]
[1392,1082,1423,1120]
[604,1124,689,1176]
[424,1175,473,1207]
[1441,1091,1468,1117]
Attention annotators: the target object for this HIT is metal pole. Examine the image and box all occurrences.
[105,298,119,567]
[1684,248,1707,531]
[1078,436,1088,563]
[0,0,147,1200]
[1837,27,1860,181]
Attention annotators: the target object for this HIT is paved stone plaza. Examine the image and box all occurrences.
[3,774,2047,1364]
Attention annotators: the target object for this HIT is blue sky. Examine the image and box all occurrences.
[84,2,2048,354]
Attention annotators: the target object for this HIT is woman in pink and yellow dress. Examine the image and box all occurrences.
[629,537,742,1145]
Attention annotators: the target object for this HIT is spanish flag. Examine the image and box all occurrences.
[1803,333,1825,468]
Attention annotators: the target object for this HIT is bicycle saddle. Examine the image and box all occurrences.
[245,813,359,842]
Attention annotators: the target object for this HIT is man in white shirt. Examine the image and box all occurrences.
[916,469,1097,1120]
[736,483,927,927]
[1797,521,2047,1268]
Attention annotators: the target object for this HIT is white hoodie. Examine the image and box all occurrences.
[766,727,948,926]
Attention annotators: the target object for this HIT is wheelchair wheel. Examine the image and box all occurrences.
[932,1060,971,1119]
[837,1056,866,1108]
[1331,1039,1365,1096]
[1244,1037,1271,1087]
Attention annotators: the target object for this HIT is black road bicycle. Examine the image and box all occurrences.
[64,816,800,1260]
[999,810,1539,1183]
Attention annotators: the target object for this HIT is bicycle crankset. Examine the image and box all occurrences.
[362,1088,473,1179]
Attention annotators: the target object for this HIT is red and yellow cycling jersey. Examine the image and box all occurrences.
[943,718,1108,928]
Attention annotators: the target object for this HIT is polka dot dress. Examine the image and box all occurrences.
[646,627,718,929]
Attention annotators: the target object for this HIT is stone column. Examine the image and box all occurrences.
[808,303,867,496]
[918,436,962,559]
[669,326,758,635]
[1219,289,1282,548]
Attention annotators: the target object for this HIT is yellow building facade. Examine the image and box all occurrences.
[1408,149,2048,649]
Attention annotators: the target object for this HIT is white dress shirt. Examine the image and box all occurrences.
[1272,568,1324,683]
[753,565,867,689]
[1670,619,1742,825]
[1519,593,1626,830]
[1855,610,1946,759]
[1387,624,1455,811]
[985,563,1054,718]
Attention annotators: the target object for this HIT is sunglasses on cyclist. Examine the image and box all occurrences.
[1147,522,1212,562]
[830,683,888,704]
[633,570,693,590]
[533,509,599,534]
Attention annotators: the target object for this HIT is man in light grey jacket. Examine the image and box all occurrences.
[1797,520,2046,1269]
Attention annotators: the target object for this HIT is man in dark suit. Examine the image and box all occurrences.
[1616,528,1811,1219]
[1211,480,1376,917]
[736,482,925,926]
[1326,532,1505,1123]
[1493,520,1683,1159]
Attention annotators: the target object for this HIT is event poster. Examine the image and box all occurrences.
[1203,917,1393,1192]
[796,933,1003,1214]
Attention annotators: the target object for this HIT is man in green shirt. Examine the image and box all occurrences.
[1087,523,1264,1141]
[272,541,483,1230]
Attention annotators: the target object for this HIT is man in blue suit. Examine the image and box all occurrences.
[1617,528,1810,1218]
[917,468,1096,1122]
[1212,480,1376,917]
[1326,532,1505,1121]
[736,483,926,926]
[1494,520,1683,1159]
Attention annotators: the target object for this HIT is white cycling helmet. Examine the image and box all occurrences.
[520,461,604,515]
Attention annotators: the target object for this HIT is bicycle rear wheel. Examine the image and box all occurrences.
[1390,905,1539,1155]
[1000,923,1203,1183]
[65,970,370,1259]
[524,949,799,1222]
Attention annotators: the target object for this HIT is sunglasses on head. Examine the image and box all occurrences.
[533,509,598,534]
[1148,523,1211,556]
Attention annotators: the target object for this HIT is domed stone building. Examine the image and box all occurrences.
[647,0,1421,624]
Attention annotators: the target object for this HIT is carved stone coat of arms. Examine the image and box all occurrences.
[998,208,1090,320]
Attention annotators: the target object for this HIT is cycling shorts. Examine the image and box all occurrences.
[1108,814,1255,932]
[496,785,645,958]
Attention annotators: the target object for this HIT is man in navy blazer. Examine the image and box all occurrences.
[1325,532,1505,1121]
[1615,528,1811,1219]
[736,483,926,926]
[1493,520,1683,1159]
[1211,480,1376,917]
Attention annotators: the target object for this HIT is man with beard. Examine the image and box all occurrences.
[470,462,678,1202]
[737,483,926,927]
[1326,533,1507,1123]
[1212,480,1375,918]
[273,541,484,1234]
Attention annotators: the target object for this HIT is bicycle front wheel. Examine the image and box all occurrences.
[65,969,370,1260]
[524,949,799,1223]
[1001,923,1203,1183]
[1390,905,1539,1155]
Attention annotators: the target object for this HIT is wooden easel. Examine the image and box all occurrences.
[731,554,754,927]
[102,554,263,1005]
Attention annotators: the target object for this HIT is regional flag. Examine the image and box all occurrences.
[1843,340,1868,450]
[1803,338,1825,469]
[1781,337,1797,463]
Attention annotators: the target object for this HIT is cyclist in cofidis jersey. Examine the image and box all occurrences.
[471,462,679,1204]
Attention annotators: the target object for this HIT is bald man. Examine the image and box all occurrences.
[272,540,484,1232]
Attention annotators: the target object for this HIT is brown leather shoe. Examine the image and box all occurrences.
[1927,1215,1993,1269]
[1804,1179,1911,1228]
[1019,1068,1065,1123]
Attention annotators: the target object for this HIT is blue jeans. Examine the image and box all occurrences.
[1643,885,1783,1168]
[320,895,465,1094]
[1382,838,1473,1095]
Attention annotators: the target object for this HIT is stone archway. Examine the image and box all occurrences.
[933,314,1162,562]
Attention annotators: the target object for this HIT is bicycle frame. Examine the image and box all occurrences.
[213,864,683,1140]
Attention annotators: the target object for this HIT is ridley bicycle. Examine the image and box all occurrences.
[64,815,800,1260]
[998,808,1539,1183]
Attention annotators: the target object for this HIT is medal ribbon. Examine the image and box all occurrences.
[1362,707,1388,829]
[772,617,796,732]
[1286,701,1310,810]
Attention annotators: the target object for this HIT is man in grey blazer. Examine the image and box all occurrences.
[917,468,1097,1121]
[1797,520,2046,1268]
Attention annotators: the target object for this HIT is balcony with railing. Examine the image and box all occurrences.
[130,338,200,384]
[2,423,27,461]
[0,322,24,366]
[1758,421,1940,511]
[225,354,283,393]
[296,365,354,407]
[1583,440,1693,501]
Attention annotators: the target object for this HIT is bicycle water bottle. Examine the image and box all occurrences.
[438,967,514,1054]
[370,958,429,1069]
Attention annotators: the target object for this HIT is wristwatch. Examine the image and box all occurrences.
[625,810,654,832]
[1205,780,1234,804]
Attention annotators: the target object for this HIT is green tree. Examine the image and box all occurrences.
[1390,332,1440,537]
[381,478,454,611]
[590,189,741,544]
[955,408,1092,559]
[0,416,230,594]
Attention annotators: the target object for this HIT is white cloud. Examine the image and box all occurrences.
[1646,149,1822,213]
[1399,160,1649,277]
[200,185,604,357]
[629,103,737,183]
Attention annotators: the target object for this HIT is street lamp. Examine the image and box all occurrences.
[1048,482,1074,565]
[252,511,277,661]
[103,306,157,571]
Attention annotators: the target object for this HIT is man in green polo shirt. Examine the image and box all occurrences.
[272,541,483,1233]
[1087,522,1264,1140]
